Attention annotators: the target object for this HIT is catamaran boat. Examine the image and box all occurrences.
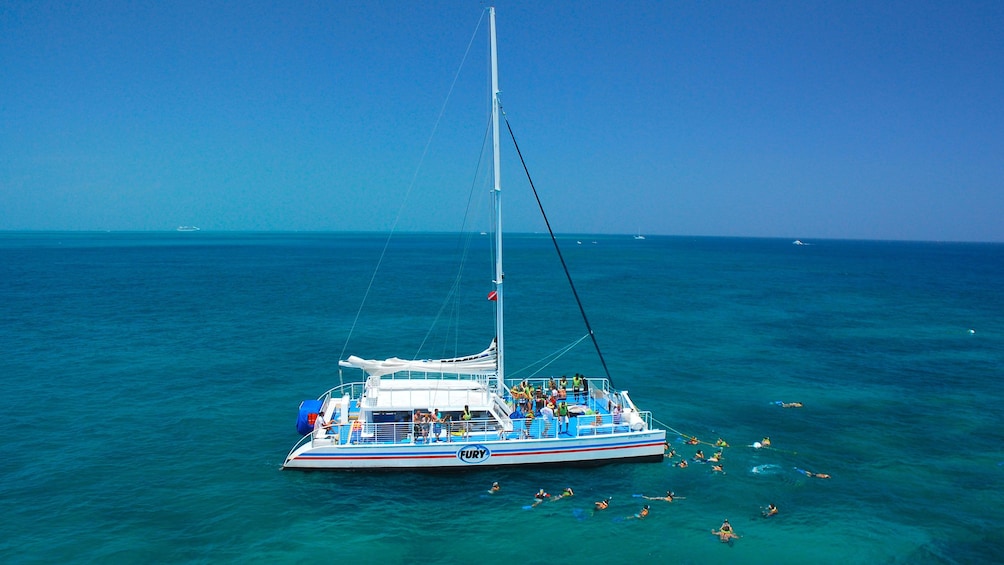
[283,7,665,471]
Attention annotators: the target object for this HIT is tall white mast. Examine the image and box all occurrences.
[489,7,504,392]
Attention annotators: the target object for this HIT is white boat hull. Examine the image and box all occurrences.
[284,430,665,470]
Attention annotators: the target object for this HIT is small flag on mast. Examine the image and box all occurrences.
[487,290,498,301]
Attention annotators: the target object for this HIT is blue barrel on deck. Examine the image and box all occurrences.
[296,399,323,435]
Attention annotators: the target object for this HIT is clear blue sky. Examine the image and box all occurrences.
[2,1,1002,241]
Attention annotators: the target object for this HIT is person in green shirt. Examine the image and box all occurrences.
[557,401,570,434]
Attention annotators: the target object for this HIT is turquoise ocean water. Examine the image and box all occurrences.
[1,232,1002,564]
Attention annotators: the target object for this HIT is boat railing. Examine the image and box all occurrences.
[287,407,660,463]
[364,371,494,383]
[317,382,366,407]
[302,416,513,446]
[502,376,611,403]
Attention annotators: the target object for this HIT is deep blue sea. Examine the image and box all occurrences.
[1,232,1002,564]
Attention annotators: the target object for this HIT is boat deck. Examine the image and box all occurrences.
[311,387,639,447]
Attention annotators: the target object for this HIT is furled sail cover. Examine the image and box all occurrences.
[339,339,497,377]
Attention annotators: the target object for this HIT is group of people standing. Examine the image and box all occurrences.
[411,405,473,443]
[510,375,590,438]
[512,374,589,408]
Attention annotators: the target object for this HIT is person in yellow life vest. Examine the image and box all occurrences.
[572,374,582,402]
[762,436,771,447]
[462,405,472,438]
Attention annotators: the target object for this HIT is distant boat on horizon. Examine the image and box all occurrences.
[177,226,200,232]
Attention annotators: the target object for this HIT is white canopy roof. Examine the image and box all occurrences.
[339,340,497,378]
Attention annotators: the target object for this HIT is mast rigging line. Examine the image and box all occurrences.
[500,111,615,389]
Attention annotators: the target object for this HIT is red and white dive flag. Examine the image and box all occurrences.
[487,290,498,301]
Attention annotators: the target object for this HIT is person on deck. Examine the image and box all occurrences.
[432,408,443,442]
[350,419,363,444]
[540,403,555,437]
[412,411,422,443]
[557,401,570,434]
[462,405,472,438]
[572,374,582,402]
[443,414,454,442]
[313,412,331,435]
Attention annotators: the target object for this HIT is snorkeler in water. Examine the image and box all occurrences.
[552,487,574,501]
[531,488,551,507]
[780,402,803,408]
[628,505,650,519]
[642,490,682,502]
[712,519,739,543]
